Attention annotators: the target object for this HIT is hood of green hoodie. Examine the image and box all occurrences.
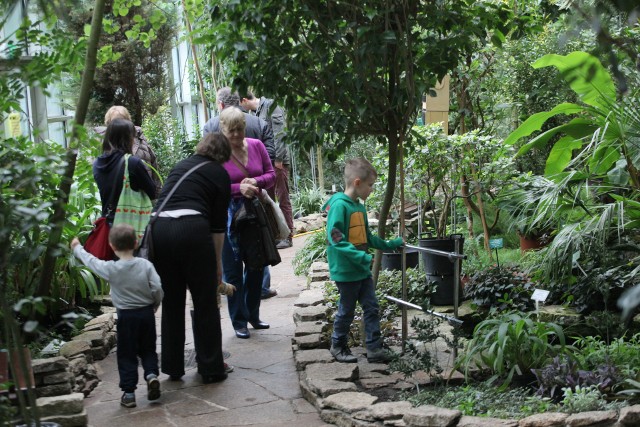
[322,192,356,213]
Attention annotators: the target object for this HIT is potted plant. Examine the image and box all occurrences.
[497,174,557,253]
[404,125,466,305]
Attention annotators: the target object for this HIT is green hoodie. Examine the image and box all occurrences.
[322,193,403,282]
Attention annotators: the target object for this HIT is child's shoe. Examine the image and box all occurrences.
[146,374,161,401]
[330,344,357,363]
[120,392,136,408]
[224,362,234,373]
[366,347,395,363]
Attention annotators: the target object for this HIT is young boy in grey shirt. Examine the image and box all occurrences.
[71,223,163,408]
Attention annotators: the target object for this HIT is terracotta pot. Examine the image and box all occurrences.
[519,234,550,253]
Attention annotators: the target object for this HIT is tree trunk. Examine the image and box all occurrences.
[470,165,492,258]
[182,0,208,122]
[460,174,475,239]
[37,0,106,297]
[372,134,399,284]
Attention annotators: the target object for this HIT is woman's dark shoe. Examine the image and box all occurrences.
[201,373,228,384]
[167,374,183,381]
[249,320,270,329]
[234,327,250,339]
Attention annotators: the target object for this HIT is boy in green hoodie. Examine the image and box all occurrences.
[323,158,403,363]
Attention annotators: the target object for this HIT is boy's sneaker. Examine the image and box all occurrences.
[224,362,234,373]
[146,374,161,401]
[366,347,395,364]
[120,392,136,408]
[330,344,357,363]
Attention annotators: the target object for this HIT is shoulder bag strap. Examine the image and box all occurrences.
[230,153,251,178]
[106,155,126,216]
[150,160,212,226]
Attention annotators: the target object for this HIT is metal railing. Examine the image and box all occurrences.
[384,239,466,354]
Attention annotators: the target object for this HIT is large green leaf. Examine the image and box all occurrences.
[607,159,630,186]
[545,136,583,175]
[505,103,584,147]
[533,52,615,109]
[516,117,598,156]
[590,145,621,176]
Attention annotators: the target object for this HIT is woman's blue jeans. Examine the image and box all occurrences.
[222,234,264,330]
[331,277,382,351]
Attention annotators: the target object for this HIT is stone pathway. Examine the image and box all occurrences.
[83,235,330,427]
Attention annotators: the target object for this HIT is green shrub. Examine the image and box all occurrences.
[293,230,327,276]
[464,264,536,312]
[291,184,327,217]
[572,334,640,382]
[406,383,557,419]
[142,106,191,181]
[559,385,626,414]
[457,312,568,390]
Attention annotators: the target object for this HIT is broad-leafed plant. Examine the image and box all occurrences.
[504,51,640,284]
[457,312,568,390]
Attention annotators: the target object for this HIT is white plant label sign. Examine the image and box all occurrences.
[531,289,550,302]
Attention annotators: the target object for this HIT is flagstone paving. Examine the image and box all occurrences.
[84,235,331,427]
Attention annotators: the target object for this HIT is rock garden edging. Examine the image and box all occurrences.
[291,262,640,427]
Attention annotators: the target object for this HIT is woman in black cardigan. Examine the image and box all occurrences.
[93,118,156,226]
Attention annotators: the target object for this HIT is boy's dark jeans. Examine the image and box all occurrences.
[331,277,383,351]
[117,305,159,392]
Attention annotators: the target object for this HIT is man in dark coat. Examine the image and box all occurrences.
[202,88,275,162]
[241,92,293,250]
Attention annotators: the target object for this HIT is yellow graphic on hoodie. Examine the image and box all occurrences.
[348,211,368,251]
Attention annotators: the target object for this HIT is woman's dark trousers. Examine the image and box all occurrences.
[152,216,225,378]
[222,235,264,330]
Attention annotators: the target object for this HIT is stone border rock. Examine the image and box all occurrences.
[292,262,640,427]
[27,310,117,426]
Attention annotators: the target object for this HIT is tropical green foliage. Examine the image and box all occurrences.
[503,52,640,286]
[464,265,537,312]
[292,230,327,276]
[457,312,568,390]
[0,137,104,309]
[573,334,640,382]
[142,106,192,179]
[290,185,327,218]
[407,383,558,419]
[59,0,177,124]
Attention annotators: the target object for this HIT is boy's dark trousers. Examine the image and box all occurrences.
[117,305,159,392]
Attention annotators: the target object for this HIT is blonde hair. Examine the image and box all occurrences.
[104,106,131,125]
[219,107,246,133]
[344,158,377,187]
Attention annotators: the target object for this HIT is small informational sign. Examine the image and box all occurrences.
[489,238,503,249]
[6,112,21,137]
[531,289,550,302]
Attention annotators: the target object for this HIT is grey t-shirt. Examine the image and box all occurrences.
[73,245,163,310]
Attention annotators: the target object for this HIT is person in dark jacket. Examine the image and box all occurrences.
[151,133,232,384]
[202,87,276,162]
[93,119,156,227]
[241,92,294,250]
[95,106,162,196]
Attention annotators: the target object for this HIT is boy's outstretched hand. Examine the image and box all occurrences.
[70,237,81,250]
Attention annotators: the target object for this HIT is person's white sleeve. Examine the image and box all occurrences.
[148,264,164,309]
[73,245,113,281]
